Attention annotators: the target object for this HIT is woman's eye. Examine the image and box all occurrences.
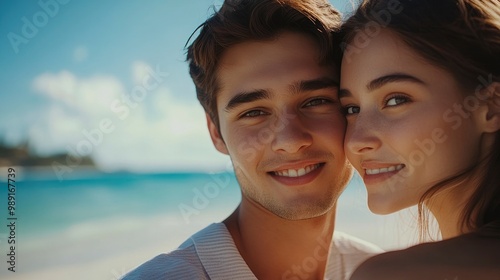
[385,95,410,107]
[344,106,360,115]
[305,98,332,107]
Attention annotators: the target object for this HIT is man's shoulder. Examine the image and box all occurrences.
[121,223,251,280]
[120,223,229,280]
[120,243,208,280]
[333,231,384,255]
[325,232,383,279]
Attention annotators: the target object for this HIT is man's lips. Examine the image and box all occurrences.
[267,162,326,186]
[271,163,323,178]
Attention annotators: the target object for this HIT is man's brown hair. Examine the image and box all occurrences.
[186,0,342,129]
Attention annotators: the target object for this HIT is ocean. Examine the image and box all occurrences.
[0,169,418,280]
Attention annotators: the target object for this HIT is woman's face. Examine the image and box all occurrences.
[340,30,485,214]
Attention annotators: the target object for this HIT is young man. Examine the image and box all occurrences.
[122,0,382,279]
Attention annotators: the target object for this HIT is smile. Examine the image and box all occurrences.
[273,163,321,178]
[365,164,405,175]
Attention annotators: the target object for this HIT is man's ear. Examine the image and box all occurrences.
[206,113,229,155]
[478,82,500,133]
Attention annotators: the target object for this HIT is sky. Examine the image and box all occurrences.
[0,0,354,173]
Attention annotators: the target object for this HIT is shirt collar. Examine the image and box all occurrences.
[191,223,258,279]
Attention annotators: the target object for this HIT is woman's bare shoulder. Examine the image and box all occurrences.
[350,233,500,280]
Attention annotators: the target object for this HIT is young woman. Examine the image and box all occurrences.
[339,0,500,279]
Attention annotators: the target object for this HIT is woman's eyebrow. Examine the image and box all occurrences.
[339,88,351,99]
[367,73,426,91]
[339,73,426,99]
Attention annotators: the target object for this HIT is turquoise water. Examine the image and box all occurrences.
[0,170,370,239]
[0,170,242,239]
[0,169,412,279]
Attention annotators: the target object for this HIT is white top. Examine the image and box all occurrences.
[122,223,383,280]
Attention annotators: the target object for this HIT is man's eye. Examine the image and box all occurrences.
[242,110,266,118]
[304,98,332,107]
[385,95,410,107]
[344,106,360,115]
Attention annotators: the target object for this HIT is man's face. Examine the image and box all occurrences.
[208,32,352,220]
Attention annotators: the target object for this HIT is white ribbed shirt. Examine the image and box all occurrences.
[122,223,383,280]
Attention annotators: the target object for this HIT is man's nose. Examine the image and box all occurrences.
[270,112,313,154]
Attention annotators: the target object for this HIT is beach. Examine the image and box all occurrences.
[0,169,422,280]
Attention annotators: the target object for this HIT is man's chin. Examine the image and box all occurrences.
[265,201,336,221]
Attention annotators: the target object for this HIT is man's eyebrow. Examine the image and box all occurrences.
[294,77,339,92]
[367,73,426,91]
[224,77,338,112]
[225,90,269,112]
[339,73,425,99]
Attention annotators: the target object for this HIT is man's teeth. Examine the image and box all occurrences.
[274,164,320,178]
[365,164,404,175]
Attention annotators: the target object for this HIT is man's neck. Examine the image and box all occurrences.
[224,196,336,280]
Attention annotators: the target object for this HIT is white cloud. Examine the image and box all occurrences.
[30,62,228,172]
[93,87,229,172]
[33,71,124,118]
[131,60,153,85]
[28,105,85,155]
